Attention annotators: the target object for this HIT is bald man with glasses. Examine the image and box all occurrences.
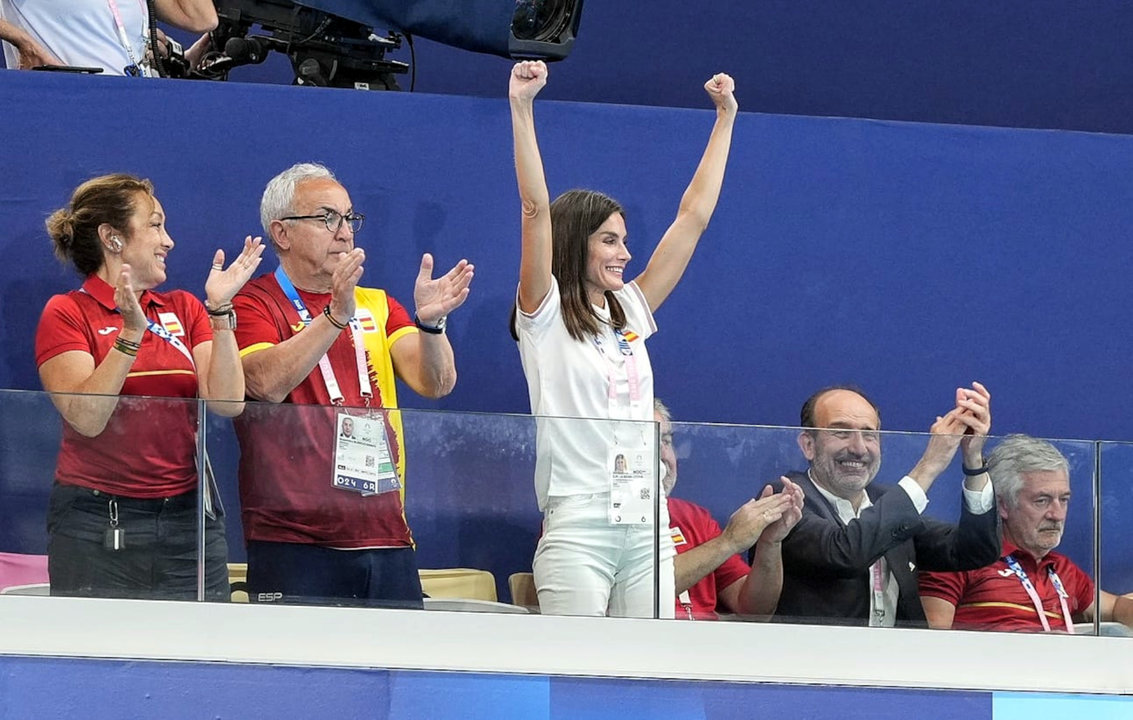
[767,383,1000,627]
[231,162,473,608]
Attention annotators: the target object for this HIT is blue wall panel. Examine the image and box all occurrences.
[3,72,1132,438]
[109,1,1133,134]
[2,71,1132,591]
[0,656,998,720]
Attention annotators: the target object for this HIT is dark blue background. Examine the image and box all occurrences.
[4,1,1121,133]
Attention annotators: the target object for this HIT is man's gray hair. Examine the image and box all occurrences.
[654,397,672,423]
[260,162,337,239]
[987,434,1070,508]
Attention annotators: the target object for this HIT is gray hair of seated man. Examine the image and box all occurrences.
[987,434,1070,509]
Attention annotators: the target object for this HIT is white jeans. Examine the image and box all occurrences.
[534,493,675,618]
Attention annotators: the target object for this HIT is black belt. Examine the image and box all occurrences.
[62,484,199,512]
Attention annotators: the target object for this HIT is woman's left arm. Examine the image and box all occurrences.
[195,236,264,415]
[634,73,738,313]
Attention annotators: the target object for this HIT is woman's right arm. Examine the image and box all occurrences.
[510,61,554,314]
[38,267,148,437]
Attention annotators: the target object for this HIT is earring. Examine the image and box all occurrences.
[107,236,123,253]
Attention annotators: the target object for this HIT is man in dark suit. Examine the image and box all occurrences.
[769,384,999,626]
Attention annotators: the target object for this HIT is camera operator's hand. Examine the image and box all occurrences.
[147,28,172,63]
[185,33,212,71]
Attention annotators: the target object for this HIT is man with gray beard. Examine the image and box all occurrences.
[767,384,999,626]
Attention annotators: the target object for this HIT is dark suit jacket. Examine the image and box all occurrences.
[769,470,999,627]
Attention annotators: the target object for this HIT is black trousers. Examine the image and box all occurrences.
[247,541,423,609]
[46,483,229,601]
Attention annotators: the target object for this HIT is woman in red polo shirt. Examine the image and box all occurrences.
[34,173,264,600]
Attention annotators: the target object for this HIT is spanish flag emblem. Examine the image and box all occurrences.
[355,309,378,333]
[670,526,687,547]
[158,312,185,337]
[623,331,639,343]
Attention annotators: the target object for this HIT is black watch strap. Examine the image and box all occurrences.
[415,314,445,334]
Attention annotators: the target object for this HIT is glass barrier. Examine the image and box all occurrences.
[206,403,663,617]
[665,421,1103,634]
[0,388,217,602]
[3,386,1128,637]
[1096,441,1133,637]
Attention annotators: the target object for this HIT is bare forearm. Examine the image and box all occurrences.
[410,334,457,398]
[0,19,31,47]
[203,330,245,413]
[735,541,783,617]
[1110,594,1133,627]
[510,100,551,211]
[674,535,740,594]
[0,20,59,69]
[49,330,147,436]
[242,317,342,403]
[511,98,553,307]
[907,458,945,494]
[636,111,736,311]
[677,110,736,228]
[154,0,218,32]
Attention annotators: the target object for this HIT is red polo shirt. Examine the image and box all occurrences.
[669,497,751,620]
[918,541,1095,632]
[35,275,211,497]
[231,273,417,548]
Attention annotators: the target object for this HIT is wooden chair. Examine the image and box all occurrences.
[508,571,539,612]
[228,562,248,603]
[418,568,497,602]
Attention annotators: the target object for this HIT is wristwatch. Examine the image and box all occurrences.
[415,314,447,334]
[206,302,237,330]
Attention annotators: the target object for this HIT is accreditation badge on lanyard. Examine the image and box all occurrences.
[593,324,654,524]
[606,430,656,525]
[273,267,397,497]
[332,412,400,497]
[107,0,151,76]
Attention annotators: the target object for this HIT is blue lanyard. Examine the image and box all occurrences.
[82,285,194,366]
[144,317,195,367]
[272,265,370,404]
[274,265,316,325]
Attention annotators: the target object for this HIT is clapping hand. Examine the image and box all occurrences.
[114,265,147,332]
[760,476,805,543]
[205,235,265,309]
[414,253,474,327]
[956,381,991,466]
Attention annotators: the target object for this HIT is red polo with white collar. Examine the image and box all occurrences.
[35,275,211,497]
[918,541,1095,632]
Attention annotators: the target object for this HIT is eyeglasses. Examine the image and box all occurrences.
[279,209,365,234]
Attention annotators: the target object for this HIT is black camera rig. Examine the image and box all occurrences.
[191,0,407,90]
